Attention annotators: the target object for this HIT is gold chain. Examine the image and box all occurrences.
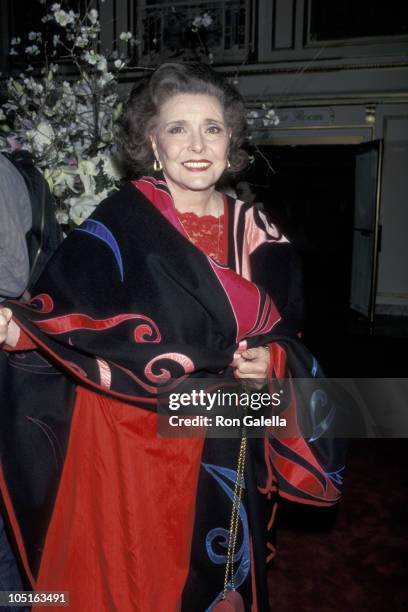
[222,432,247,597]
[217,211,222,262]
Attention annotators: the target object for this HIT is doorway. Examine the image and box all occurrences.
[243,145,357,339]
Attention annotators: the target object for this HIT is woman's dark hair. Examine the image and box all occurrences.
[117,62,248,176]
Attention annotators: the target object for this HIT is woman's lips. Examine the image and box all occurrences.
[182,160,212,172]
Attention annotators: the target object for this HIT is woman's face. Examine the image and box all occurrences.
[150,93,230,193]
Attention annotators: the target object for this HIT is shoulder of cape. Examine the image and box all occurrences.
[226,197,286,245]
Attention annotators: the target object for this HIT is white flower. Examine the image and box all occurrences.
[24,77,44,95]
[192,17,202,28]
[27,121,55,152]
[88,9,98,24]
[9,48,18,56]
[265,109,279,125]
[96,57,107,72]
[50,3,61,12]
[97,72,114,88]
[119,31,132,42]
[56,210,69,225]
[25,45,40,56]
[100,155,123,181]
[28,31,42,41]
[84,50,101,65]
[44,166,78,193]
[202,13,213,28]
[53,34,60,47]
[11,37,21,45]
[74,79,92,96]
[77,159,99,176]
[114,59,125,70]
[75,35,88,48]
[54,9,75,27]
[67,193,101,225]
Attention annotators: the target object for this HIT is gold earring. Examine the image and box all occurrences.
[153,159,163,172]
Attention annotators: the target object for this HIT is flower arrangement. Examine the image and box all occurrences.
[0,1,136,227]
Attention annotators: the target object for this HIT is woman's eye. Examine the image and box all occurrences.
[206,125,222,134]
[168,126,185,134]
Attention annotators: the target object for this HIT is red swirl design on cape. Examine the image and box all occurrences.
[144,352,195,384]
[14,293,55,314]
[110,353,195,393]
[33,313,162,343]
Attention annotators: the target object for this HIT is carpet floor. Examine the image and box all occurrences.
[268,439,408,611]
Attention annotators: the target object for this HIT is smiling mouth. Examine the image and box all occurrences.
[182,160,212,171]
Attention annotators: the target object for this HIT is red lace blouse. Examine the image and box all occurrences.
[176,196,227,264]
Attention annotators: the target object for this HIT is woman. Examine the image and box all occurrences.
[0,63,345,611]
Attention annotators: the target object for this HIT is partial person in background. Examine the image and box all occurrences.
[2,151,63,298]
[0,151,62,609]
[0,153,32,302]
[0,152,31,609]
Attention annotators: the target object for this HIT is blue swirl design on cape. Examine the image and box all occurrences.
[8,351,62,375]
[308,388,336,443]
[75,219,124,282]
[202,462,250,611]
[326,466,345,486]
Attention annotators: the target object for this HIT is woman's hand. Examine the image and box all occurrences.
[234,346,270,391]
[0,308,13,345]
